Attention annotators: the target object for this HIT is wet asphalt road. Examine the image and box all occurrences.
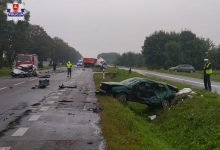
[0,68,104,150]
[121,67,220,94]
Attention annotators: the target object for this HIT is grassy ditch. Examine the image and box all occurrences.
[94,67,220,150]
[0,67,11,77]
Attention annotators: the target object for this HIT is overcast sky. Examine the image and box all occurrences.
[23,0,220,57]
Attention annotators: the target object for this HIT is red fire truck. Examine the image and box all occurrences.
[83,58,97,67]
[15,54,38,67]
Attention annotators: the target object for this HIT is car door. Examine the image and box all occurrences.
[132,82,155,103]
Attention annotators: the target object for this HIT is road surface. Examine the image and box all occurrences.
[121,67,220,94]
[0,68,104,150]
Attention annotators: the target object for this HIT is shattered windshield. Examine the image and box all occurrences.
[17,56,32,62]
[120,78,140,86]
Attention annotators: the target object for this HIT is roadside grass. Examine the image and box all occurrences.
[94,67,220,150]
[0,67,11,77]
[138,67,220,82]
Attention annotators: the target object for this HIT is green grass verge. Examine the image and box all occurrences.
[138,67,220,82]
[94,67,220,150]
[0,67,11,77]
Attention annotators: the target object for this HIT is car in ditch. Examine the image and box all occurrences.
[99,77,179,108]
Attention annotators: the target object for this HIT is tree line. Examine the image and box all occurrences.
[0,0,81,68]
[100,30,220,70]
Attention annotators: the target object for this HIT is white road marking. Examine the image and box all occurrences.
[143,71,220,88]
[0,147,11,150]
[83,105,87,111]
[13,82,25,86]
[51,96,59,99]
[28,115,41,121]
[30,78,37,81]
[40,106,49,112]
[56,93,62,95]
[12,128,29,137]
[47,101,55,104]
[0,87,7,91]
[59,89,66,92]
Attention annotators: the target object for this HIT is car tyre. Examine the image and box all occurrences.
[116,93,127,103]
[161,100,170,110]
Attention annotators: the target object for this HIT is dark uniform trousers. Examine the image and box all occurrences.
[204,74,211,91]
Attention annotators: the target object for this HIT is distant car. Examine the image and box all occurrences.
[169,64,195,73]
[99,77,178,108]
[76,62,83,67]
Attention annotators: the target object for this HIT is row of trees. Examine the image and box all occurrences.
[99,30,220,70]
[142,30,212,70]
[0,0,81,68]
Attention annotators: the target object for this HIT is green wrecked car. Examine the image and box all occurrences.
[99,77,179,108]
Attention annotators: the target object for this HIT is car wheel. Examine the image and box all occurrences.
[116,93,127,103]
[161,100,170,110]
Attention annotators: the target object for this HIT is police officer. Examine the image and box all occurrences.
[66,61,73,77]
[203,59,213,91]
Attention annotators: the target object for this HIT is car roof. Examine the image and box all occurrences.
[126,77,165,85]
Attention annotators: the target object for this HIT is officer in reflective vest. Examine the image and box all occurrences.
[66,61,73,77]
[203,59,213,91]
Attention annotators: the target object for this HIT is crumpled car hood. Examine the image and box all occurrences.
[101,82,124,86]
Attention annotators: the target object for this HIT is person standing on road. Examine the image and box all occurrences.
[66,61,73,77]
[203,59,213,91]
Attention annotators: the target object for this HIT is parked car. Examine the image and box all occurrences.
[169,64,195,73]
[99,77,178,108]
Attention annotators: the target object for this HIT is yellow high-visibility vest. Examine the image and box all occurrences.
[204,63,213,75]
[66,62,73,68]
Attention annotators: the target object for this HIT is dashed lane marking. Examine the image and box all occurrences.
[83,105,87,111]
[11,128,29,137]
[40,106,49,112]
[13,82,25,86]
[51,96,59,99]
[47,101,55,104]
[0,147,11,150]
[28,115,41,121]
[0,87,7,91]
[30,78,37,81]
[59,89,66,92]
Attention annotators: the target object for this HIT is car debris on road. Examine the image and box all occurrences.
[59,84,77,89]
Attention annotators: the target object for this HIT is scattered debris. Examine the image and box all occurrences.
[176,88,192,96]
[188,95,193,99]
[87,107,103,113]
[87,141,93,145]
[148,115,157,121]
[39,79,50,88]
[38,74,51,78]
[31,103,40,106]
[59,100,73,103]
[191,91,197,95]
[68,112,75,116]
[59,84,77,89]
